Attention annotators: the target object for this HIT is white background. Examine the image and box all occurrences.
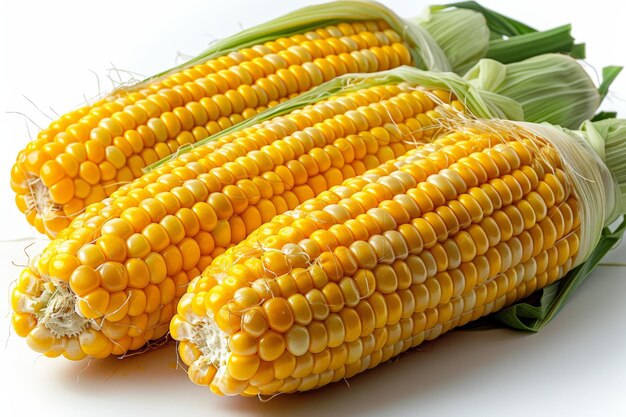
[1,1,625,416]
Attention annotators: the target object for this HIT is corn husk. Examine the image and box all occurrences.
[588,118,626,215]
[416,7,490,74]
[433,1,585,65]
[463,54,601,129]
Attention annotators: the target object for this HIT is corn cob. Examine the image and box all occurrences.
[9,1,582,237]
[10,56,601,360]
[170,117,626,396]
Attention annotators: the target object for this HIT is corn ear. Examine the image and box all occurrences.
[171,117,626,395]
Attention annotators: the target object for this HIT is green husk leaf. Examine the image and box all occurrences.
[598,66,623,101]
[569,43,586,59]
[486,25,575,64]
[588,119,626,214]
[592,111,618,122]
[464,54,600,129]
[416,8,490,74]
[434,1,583,60]
[432,1,535,36]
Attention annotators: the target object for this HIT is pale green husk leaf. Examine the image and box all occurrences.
[583,119,626,216]
[416,8,490,74]
[464,54,600,129]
